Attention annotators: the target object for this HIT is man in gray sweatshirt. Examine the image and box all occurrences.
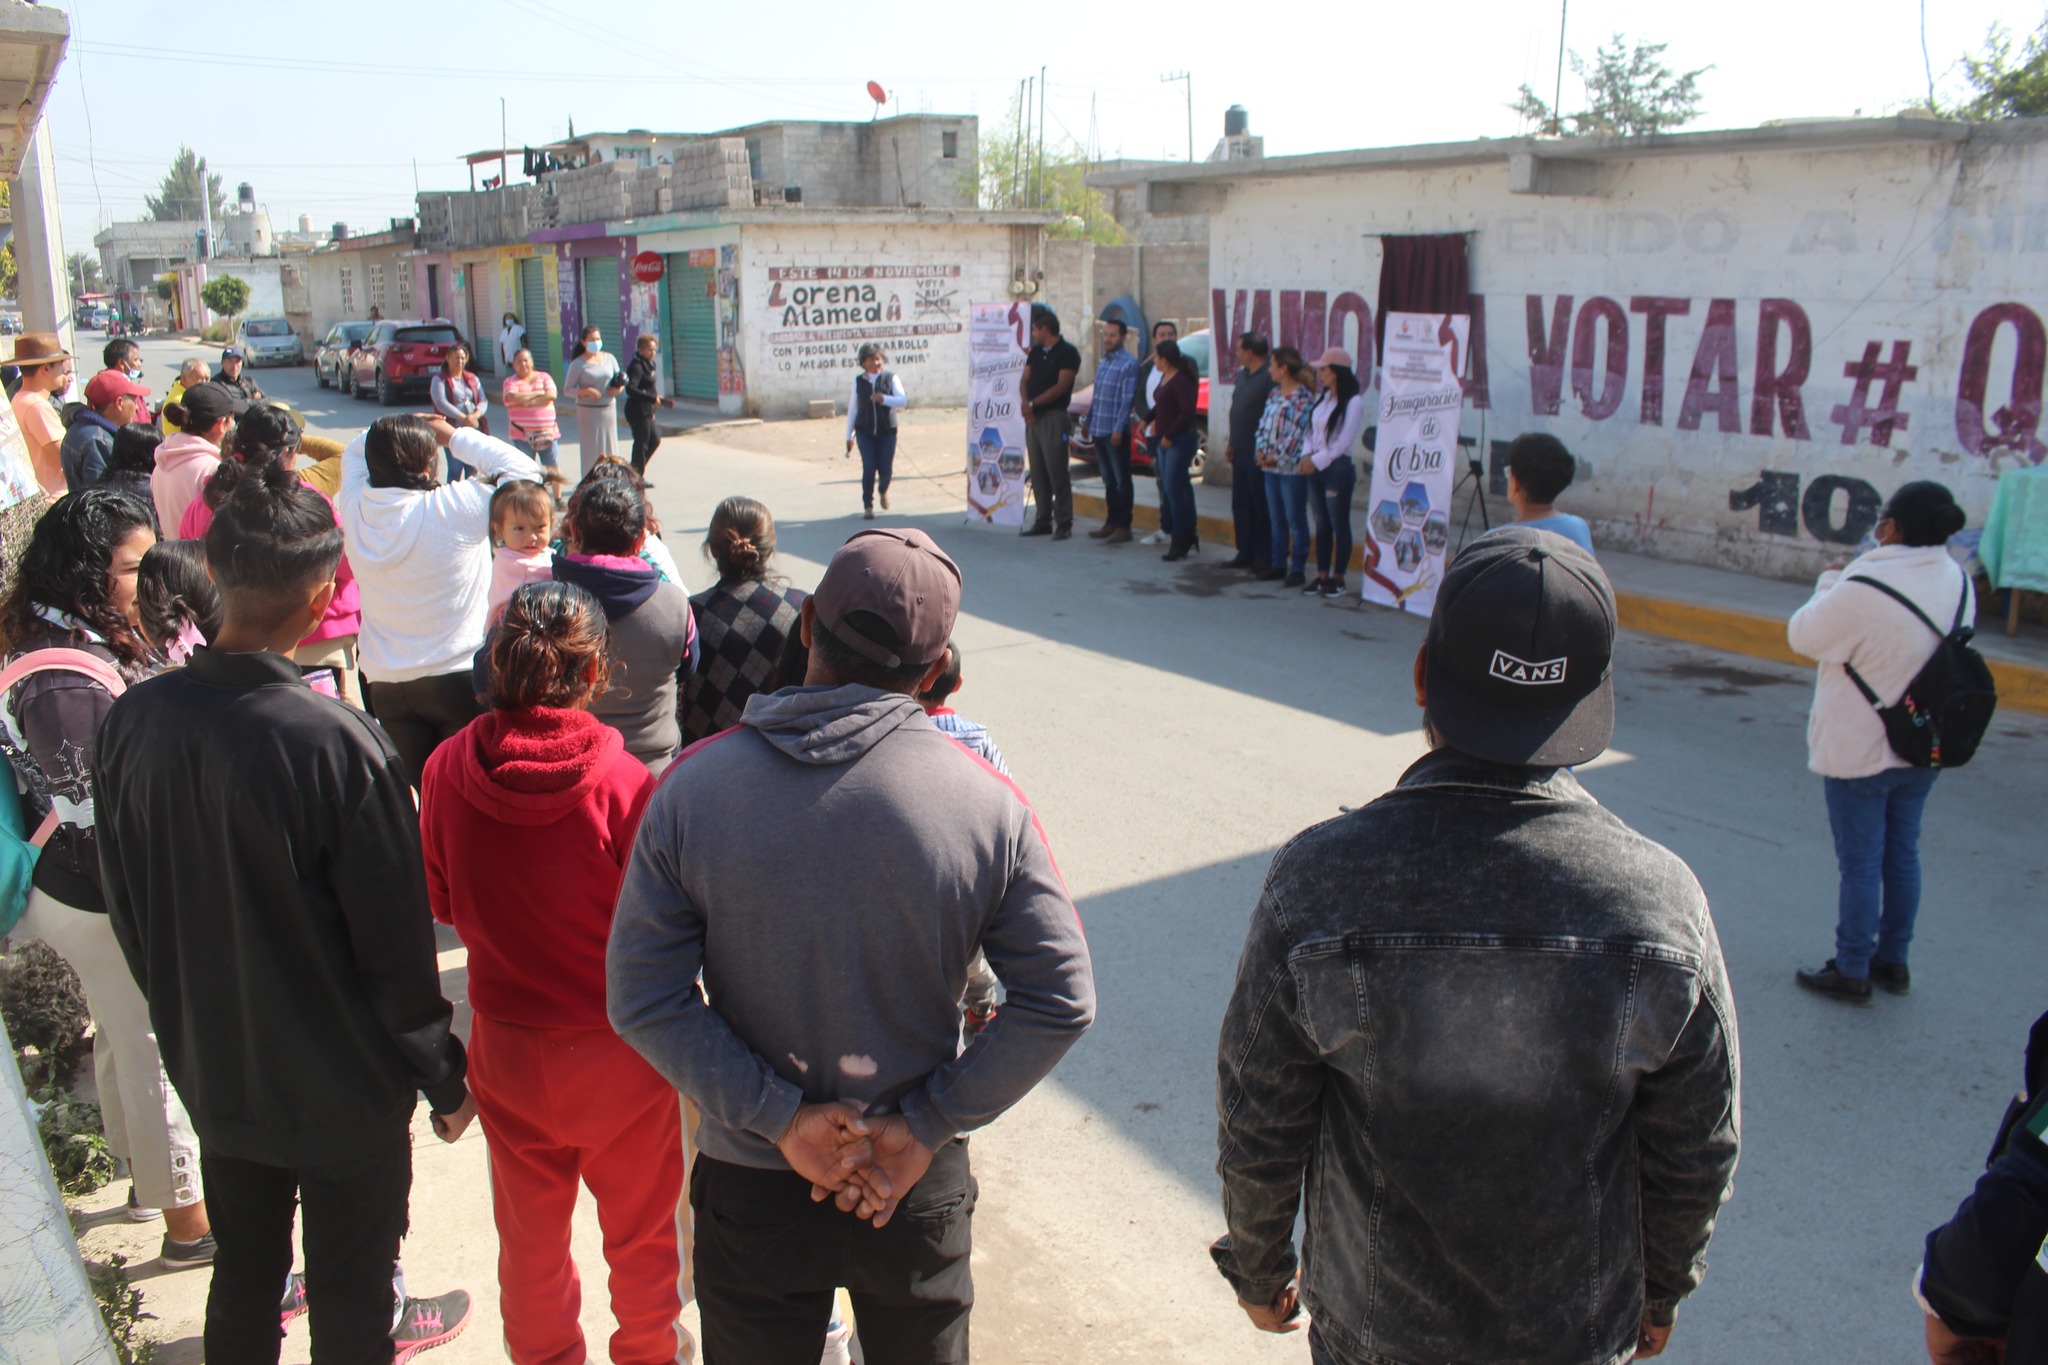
[609,526,1095,1364]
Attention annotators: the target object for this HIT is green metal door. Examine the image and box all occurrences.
[581,256,622,354]
[466,268,494,378]
[665,259,717,402]
[518,257,555,380]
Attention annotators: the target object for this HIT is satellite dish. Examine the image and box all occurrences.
[866,80,887,105]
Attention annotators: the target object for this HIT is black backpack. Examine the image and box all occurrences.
[1842,575,1997,769]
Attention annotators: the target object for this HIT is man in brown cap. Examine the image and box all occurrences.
[9,333,74,494]
[611,526,1096,1365]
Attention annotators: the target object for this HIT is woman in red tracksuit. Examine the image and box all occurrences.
[420,580,683,1365]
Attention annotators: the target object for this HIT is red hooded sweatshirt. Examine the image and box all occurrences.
[420,707,655,1029]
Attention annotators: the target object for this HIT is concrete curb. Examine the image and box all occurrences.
[1070,491,2048,716]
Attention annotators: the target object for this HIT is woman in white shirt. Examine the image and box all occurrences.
[564,325,623,476]
[337,412,542,785]
[1786,480,1971,1004]
[843,343,907,519]
[1299,347,1369,599]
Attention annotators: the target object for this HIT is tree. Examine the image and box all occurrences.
[146,146,224,223]
[66,252,102,296]
[975,116,1126,244]
[1513,34,1709,137]
[0,184,14,299]
[1958,18,2048,119]
[200,274,250,330]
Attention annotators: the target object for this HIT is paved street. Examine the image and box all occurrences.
[80,336,2048,1364]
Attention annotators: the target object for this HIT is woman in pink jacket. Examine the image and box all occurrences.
[177,405,366,705]
[150,381,242,534]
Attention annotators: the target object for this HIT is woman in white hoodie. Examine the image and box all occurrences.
[337,412,542,785]
[1787,481,1972,1005]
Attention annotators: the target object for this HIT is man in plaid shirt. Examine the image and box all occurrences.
[1086,319,1142,543]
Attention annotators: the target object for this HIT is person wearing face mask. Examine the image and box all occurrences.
[497,313,528,372]
[565,325,623,477]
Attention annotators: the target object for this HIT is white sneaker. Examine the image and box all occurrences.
[1139,530,1169,546]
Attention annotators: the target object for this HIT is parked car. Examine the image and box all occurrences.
[1066,328,1212,476]
[236,316,304,367]
[349,320,468,405]
[315,320,375,392]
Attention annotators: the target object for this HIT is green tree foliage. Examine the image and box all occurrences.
[1959,18,2048,119]
[1513,34,1709,137]
[67,252,102,296]
[200,273,250,323]
[976,117,1125,244]
[145,146,224,223]
[0,184,15,299]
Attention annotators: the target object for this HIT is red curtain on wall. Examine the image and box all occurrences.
[1374,234,1471,362]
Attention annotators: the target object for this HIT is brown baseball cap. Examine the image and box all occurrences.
[812,527,962,670]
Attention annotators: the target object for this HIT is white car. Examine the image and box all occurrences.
[236,317,304,366]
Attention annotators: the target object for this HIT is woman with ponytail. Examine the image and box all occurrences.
[418,580,686,1365]
[681,495,808,745]
[178,404,365,705]
[1788,479,1975,1004]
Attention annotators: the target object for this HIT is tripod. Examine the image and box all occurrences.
[1454,453,1493,556]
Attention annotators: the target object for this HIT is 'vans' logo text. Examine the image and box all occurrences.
[1489,651,1567,685]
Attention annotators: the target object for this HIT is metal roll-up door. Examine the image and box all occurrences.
[581,256,622,354]
[665,258,717,402]
[466,269,495,377]
[518,257,555,379]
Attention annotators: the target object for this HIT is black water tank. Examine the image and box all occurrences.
[332,222,348,241]
[1224,105,1249,136]
[784,185,803,204]
[238,182,255,205]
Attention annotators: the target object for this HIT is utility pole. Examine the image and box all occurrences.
[1550,0,1568,134]
[1011,78,1026,206]
[1035,65,1047,209]
[1162,71,1193,161]
[500,97,509,190]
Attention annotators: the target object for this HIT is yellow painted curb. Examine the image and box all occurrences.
[1072,492,2048,715]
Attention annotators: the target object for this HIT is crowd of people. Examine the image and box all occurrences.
[0,323,2040,1365]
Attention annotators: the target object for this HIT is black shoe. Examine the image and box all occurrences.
[1282,572,1306,587]
[1871,962,1912,995]
[1301,577,1327,596]
[160,1231,217,1269]
[1162,537,1194,562]
[1254,567,1287,582]
[1020,524,1053,537]
[1223,555,1255,569]
[1052,526,1072,541]
[1795,960,1873,1005]
[1320,579,1348,599]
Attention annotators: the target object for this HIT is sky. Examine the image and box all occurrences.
[38,0,2048,261]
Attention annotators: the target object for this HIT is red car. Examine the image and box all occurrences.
[350,320,470,406]
[1066,328,1211,474]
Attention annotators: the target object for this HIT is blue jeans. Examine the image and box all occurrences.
[855,429,897,510]
[445,451,475,481]
[1094,427,1133,527]
[1147,433,1173,537]
[1159,429,1200,544]
[1823,766,1940,976]
[1266,472,1310,574]
[1308,455,1357,579]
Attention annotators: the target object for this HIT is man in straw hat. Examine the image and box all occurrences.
[8,333,74,495]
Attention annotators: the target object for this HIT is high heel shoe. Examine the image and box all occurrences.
[1162,536,1195,562]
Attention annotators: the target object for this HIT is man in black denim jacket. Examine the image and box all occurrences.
[1214,528,1741,1365]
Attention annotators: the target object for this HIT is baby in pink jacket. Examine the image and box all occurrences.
[488,480,557,621]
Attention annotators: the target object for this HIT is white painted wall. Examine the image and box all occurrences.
[734,222,1023,420]
[1207,129,2048,578]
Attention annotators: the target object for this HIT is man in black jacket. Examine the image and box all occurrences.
[1214,528,1740,1365]
[97,462,476,1365]
[623,332,674,483]
[1919,1009,2048,1363]
[1223,331,1274,570]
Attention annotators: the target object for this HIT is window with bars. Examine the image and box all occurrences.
[339,267,354,313]
[369,263,386,311]
[397,265,413,313]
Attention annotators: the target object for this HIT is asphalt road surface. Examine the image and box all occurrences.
[98,334,2048,1365]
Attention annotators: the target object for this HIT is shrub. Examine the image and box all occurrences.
[89,1255,158,1365]
[2,941,91,1088]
